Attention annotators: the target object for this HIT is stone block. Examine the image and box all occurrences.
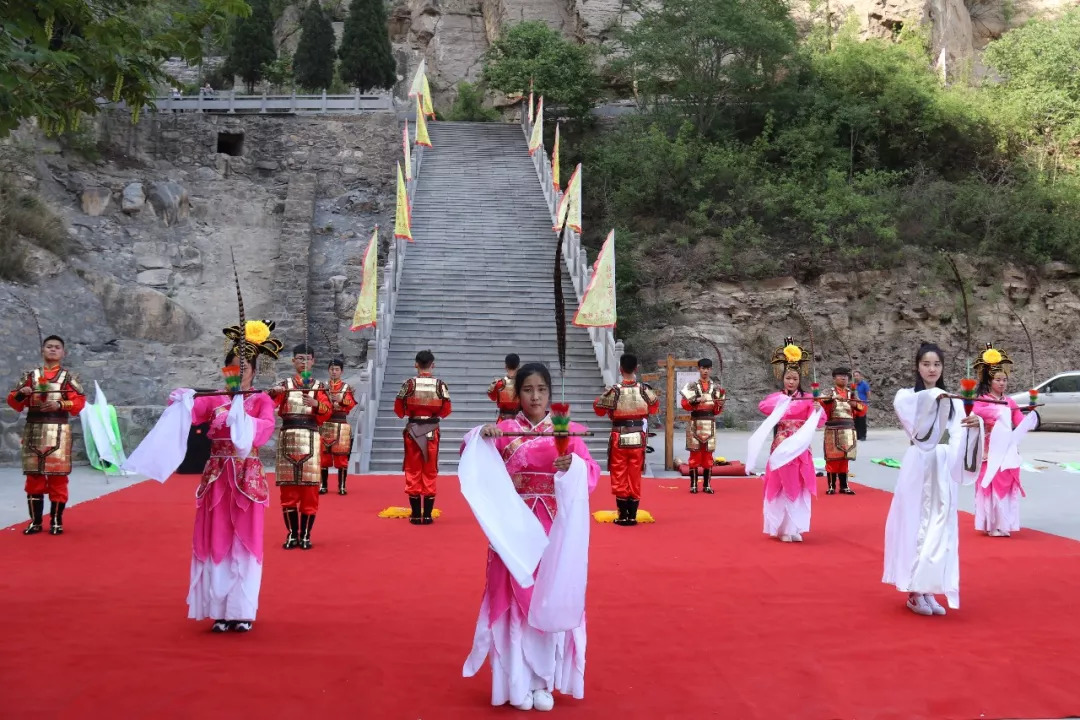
[121,182,146,214]
[147,181,190,226]
[136,269,172,286]
[81,186,112,216]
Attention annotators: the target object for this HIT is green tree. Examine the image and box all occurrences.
[338,0,396,92]
[614,0,797,137]
[446,81,500,122]
[262,52,293,92]
[227,0,277,93]
[0,0,248,137]
[482,21,600,123]
[293,1,335,90]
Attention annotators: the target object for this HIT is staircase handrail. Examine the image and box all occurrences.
[520,103,623,386]
[351,134,425,473]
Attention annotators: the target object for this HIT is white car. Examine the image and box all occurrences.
[1010,371,1080,429]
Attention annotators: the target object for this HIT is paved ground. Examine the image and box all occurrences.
[3,429,1077,540]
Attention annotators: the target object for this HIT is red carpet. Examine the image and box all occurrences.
[1,473,1078,720]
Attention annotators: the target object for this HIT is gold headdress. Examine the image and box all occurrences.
[973,342,1012,379]
[223,320,284,361]
[770,337,810,380]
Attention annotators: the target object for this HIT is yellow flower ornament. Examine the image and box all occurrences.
[783,344,803,363]
[982,348,1003,365]
[245,320,271,345]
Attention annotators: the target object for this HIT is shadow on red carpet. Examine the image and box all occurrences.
[1,473,1078,720]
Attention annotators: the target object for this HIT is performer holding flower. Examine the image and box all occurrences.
[679,358,725,494]
[460,362,600,711]
[972,343,1037,537]
[883,343,983,616]
[320,357,357,496]
[7,335,86,536]
[746,339,825,543]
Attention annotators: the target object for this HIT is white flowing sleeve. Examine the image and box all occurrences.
[120,389,195,482]
[982,405,1038,485]
[745,395,792,474]
[946,399,984,486]
[529,454,590,632]
[896,388,951,450]
[458,427,549,588]
[768,404,825,470]
[226,394,254,460]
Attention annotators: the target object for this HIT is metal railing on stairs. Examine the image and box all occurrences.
[520,105,624,387]
[350,138,425,473]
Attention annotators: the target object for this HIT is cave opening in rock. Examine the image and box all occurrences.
[216,132,244,156]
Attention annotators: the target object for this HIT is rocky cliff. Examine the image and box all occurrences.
[0,110,399,463]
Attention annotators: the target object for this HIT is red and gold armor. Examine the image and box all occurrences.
[272,377,331,487]
[594,380,659,501]
[320,379,357,470]
[680,379,725,468]
[821,386,865,472]
[394,373,452,498]
[487,375,520,421]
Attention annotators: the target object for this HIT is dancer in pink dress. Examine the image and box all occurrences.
[747,338,825,543]
[460,362,600,712]
[972,343,1037,537]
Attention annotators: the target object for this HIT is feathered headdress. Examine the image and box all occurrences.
[770,337,810,380]
[973,342,1012,379]
[223,320,283,360]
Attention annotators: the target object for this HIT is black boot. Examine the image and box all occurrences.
[613,497,629,526]
[422,495,435,525]
[49,501,66,535]
[337,468,347,496]
[408,495,423,525]
[826,473,837,495]
[299,514,315,549]
[839,473,855,495]
[23,494,44,535]
[625,498,639,526]
[319,469,328,495]
[689,469,699,494]
[282,508,299,549]
[703,469,715,495]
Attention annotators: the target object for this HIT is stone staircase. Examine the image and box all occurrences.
[368,122,609,473]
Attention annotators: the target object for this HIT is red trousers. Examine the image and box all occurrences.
[320,451,349,470]
[688,449,714,471]
[825,459,850,474]
[279,485,320,514]
[609,444,645,499]
[26,474,68,503]
[403,429,438,496]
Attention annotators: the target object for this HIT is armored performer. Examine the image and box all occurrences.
[820,367,866,495]
[680,358,725,494]
[269,344,331,550]
[593,353,659,526]
[487,353,521,421]
[7,335,86,535]
[394,349,452,525]
[319,357,357,496]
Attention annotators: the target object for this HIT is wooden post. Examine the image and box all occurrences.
[665,354,676,470]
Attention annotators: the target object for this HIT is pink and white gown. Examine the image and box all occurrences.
[883,388,983,608]
[749,392,825,538]
[973,396,1036,534]
[186,393,276,622]
[459,413,600,708]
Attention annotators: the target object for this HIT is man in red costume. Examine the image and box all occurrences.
[394,349,452,525]
[320,357,357,496]
[486,353,521,421]
[820,366,866,495]
[7,335,86,535]
[594,353,659,526]
[680,358,725,494]
[269,344,331,549]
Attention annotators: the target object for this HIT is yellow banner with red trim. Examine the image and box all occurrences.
[351,227,379,330]
[573,230,616,328]
[395,162,412,241]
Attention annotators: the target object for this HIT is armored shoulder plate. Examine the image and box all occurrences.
[640,382,659,405]
[436,379,451,401]
[397,378,415,400]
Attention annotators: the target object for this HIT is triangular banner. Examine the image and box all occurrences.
[528,90,534,125]
[554,163,581,233]
[395,163,413,241]
[415,96,432,148]
[403,119,413,181]
[573,230,616,328]
[528,96,543,156]
[409,59,426,98]
[552,122,561,192]
[351,227,379,330]
[421,75,435,118]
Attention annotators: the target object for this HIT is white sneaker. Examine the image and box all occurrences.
[780,535,793,543]
[906,594,933,616]
[792,533,804,542]
[924,594,947,616]
[532,690,554,712]
[513,693,534,711]
[988,529,1002,537]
